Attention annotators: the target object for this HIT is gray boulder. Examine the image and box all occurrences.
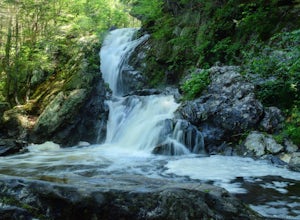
[176,66,265,153]
[31,75,110,146]
[244,131,284,157]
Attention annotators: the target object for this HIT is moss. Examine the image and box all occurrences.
[1,196,46,219]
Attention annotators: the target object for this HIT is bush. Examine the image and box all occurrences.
[244,29,300,109]
[180,69,210,100]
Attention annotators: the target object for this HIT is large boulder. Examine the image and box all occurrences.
[1,39,110,148]
[30,74,110,146]
[176,66,267,154]
[0,176,262,220]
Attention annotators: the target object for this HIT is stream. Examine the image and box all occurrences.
[0,28,299,219]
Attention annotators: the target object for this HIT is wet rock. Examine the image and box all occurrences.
[244,132,266,157]
[0,139,27,156]
[176,66,264,153]
[31,75,110,146]
[121,69,149,94]
[289,152,300,172]
[259,107,284,133]
[0,206,33,220]
[284,140,299,153]
[263,155,288,166]
[0,177,262,220]
[122,34,150,94]
[33,89,88,135]
[153,119,205,155]
[244,131,284,157]
[125,88,161,96]
[172,119,205,154]
[152,142,180,155]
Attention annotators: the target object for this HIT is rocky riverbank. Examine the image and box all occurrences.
[0,175,262,220]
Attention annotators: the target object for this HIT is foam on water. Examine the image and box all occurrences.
[164,155,300,193]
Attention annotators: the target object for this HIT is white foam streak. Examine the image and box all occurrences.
[165,155,300,193]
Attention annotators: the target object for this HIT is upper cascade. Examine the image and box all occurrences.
[99,28,205,155]
[100,28,149,96]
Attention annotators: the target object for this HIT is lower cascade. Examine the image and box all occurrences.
[0,28,299,220]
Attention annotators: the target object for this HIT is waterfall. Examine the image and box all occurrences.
[100,28,199,155]
[100,28,149,96]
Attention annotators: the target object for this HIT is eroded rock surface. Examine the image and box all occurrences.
[177,66,266,153]
[0,176,262,220]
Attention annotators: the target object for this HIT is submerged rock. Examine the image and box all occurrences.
[0,177,262,220]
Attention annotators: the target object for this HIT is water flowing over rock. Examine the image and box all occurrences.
[100,28,205,155]
[100,28,149,96]
[1,27,299,219]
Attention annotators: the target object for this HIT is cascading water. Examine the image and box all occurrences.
[0,28,299,220]
[100,28,149,96]
[100,28,193,154]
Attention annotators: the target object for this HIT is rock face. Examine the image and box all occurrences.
[0,177,262,220]
[176,66,269,154]
[0,41,110,148]
[30,74,110,146]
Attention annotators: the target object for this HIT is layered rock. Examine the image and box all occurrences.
[0,176,262,220]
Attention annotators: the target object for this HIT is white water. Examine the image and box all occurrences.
[105,95,180,152]
[0,28,299,219]
[100,28,149,96]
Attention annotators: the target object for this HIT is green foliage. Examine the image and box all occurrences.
[0,0,135,106]
[284,105,300,145]
[274,105,300,146]
[244,29,300,109]
[181,69,210,100]
[129,0,163,25]
[131,0,300,84]
[243,29,300,145]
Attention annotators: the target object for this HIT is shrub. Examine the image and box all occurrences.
[180,69,210,100]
